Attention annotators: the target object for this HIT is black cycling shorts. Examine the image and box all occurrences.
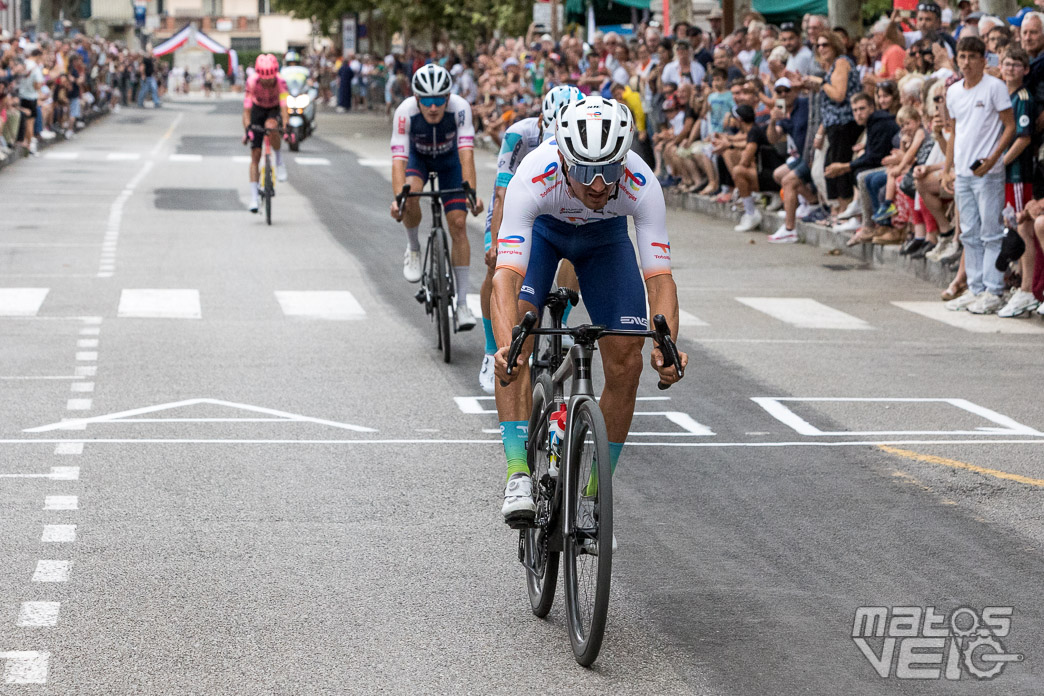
[248,105,282,149]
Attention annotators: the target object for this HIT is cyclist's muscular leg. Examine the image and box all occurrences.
[445,209,471,267]
[402,175,424,228]
[595,334,643,444]
[265,118,281,151]
[556,259,579,292]
[249,147,261,182]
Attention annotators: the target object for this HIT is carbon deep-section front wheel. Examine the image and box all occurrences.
[263,158,273,226]
[524,374,560,618]
[563,398,613,667]
[433,229,452,363]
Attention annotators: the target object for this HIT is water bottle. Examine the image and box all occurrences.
[1003,203,1017,230]
[548,403,567,477]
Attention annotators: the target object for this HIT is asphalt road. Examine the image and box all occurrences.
[2,97,1044,694]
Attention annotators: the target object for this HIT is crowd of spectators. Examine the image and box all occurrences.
[364,1,1044,318]
[1,29,169,163]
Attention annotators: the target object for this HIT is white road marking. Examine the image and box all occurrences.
[77,339,99,348]
[79,327,101,336]
[41,525,76,542]
[50,466,80,480]
[106,152,141,161]
[0,651,49,684]
[168,153,203,162]
[81,317,103,325]
[295,157,330,165]
[99,161,153,278]
[32,561,71,583]
[736,297,872,330]
[55,442,83,455]
[26,398,377,433]
[751,397,1044,436]
[679,309,709,327]
[274,291,366,320]
[75,366,97,377]
[892,301,1044,334]
[66,399,92,411]
[0,288,49,317]
[629,412,715,436]
[44,495,78,511]
[118,289,201,319]
[356,158,389,167]
[455,396,496,414]
[44,151,80,160]
[70,382,95,393]
[232,155,252,163]
[17,602,60,627]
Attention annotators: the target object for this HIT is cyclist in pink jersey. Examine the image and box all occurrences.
[242,54,290,212]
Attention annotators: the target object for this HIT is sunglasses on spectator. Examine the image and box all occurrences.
[933,95,944,102]
[566,161,626,186]
[419,96,448,107]
[919,49,934,56]
[816,42,830,49]
[774,86,791,94]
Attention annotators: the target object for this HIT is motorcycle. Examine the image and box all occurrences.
[281,66,317,152]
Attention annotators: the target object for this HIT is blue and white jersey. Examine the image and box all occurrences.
[495,117,546,188]
[390,94,474,161]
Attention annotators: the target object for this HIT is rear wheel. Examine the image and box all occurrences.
[563,398,613,667]
[433,229,452,363]
[524,374,560,617]
[263,156,273,226]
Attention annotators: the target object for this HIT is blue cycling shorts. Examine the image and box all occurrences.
[518,215,647,331]
[406,151,468,213]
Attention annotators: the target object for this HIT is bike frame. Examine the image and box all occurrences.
[549,342,599,542]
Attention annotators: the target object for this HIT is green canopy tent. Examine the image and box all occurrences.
[566,0,651,28]
[752,0,828,25]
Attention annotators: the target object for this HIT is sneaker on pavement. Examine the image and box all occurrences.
[765,195,783,212]
[1038,302,1044,316]
[925,237,953,262]
[734,210,762,232]
[768,225,799,244]
[801,207,828,223]
[967,293,1005,315]
[909,241,936,260]
[834,216,862,232]
[795,202,813,219]
[776,208,788,219]
[64,129,75,140]
[502,473,536,526]
[402,249,422,283]
[456,304,477,331]
[945,291,981,312]
[838,198,861,220]
[39,130,56,140]
[997,290,1040,318]
[478,354,495,394]
[871,202,898,224]
[28,139,38,155]
[277,163,288,182]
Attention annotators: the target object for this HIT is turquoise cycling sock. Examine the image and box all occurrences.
[609,442,624,475]
[483,317,497,355]
[562,301,574,325]
[501,421,529,480]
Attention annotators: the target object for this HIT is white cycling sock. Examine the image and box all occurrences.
[274,149,284,167]
[405,226,420,252]
[454,266,470,306]
[742,195,756,216]
[250,182,259,199]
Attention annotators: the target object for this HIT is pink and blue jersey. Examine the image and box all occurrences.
[243,74,288,110]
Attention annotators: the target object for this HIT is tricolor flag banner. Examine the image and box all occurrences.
[153,25,192,56]
[228,48,238,76]
[195,29,227,54]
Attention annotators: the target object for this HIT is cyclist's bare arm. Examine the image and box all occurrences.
[458,148,484,215]
[645,273,687,385]
[390,159,408,219]
[487,186,507,266]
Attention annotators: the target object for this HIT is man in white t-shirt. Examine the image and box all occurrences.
[661,40,706,90]
[942,36,1015,315]
[779,22,815,76]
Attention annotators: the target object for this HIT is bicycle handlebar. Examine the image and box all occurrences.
[394,181,477,222]
[503,311,684,390]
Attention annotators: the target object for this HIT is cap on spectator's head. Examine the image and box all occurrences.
[733,104,756,123]
[779,21,797,33]
[917,2,941,16]
[1008,6,1032,26]
[708,7,723,19]
[957,0,970,6]
[774,77,792,90]
[503,56,520,67]
[541,33,553,42]
[450,63,463,76]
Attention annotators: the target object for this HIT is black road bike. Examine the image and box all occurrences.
[504,305,683,666]
[395,174,476,363]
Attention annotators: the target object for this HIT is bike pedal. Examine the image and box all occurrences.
[414,289,426,304]
[504,512,536,530]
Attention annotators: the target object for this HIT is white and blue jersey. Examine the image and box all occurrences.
[485,117,547,250]
[390,94,475,212]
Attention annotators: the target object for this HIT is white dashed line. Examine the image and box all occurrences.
[736,297,872,330]
[106,152,141,161]
[0,288,50,317]
[50,466,80,480]
[41,525,76,542]
[168,153,203,162]
[118,289,202,319]
[44,151,80,160]
[70,382,95,393]
[43,496,78,511]
[66,399,92,411]
[75,352,98,361]
[16,602,60,627]
[32,561,71,583]
[76,339,99,348]
[0,651,50,683]
[75,366,97,377]
[274,291,366,320]
[294,156,331,165]
[53,442,83,455]
[79,327,101,336]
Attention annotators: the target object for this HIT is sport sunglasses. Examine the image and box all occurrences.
[419,96,448,107]
[567,161,626,186]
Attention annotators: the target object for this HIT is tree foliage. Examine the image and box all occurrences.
[273,0,533,50]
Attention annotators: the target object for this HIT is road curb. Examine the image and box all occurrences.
[474,136,951,289]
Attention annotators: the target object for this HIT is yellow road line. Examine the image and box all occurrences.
[878,445,1044,488]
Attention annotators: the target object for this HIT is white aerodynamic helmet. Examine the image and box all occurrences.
[412,63,452,98]
[554,96,634,167]
[541,85,584,130]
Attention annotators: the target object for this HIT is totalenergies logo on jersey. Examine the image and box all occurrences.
[532,162,559,186]
[497,235,525,255]
[650,242,671,260]
[624,168,646,192]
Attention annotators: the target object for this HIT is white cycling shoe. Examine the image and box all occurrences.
[249,195,259,213]
[403,249,421,283]
[479,354,495,394]
[456,304,477,331]
[276,163,288,182]
[502,473,536,527]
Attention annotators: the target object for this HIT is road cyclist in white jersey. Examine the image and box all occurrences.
[389,64,484,330]
[491,96,689,530]
[477,85,586,394]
